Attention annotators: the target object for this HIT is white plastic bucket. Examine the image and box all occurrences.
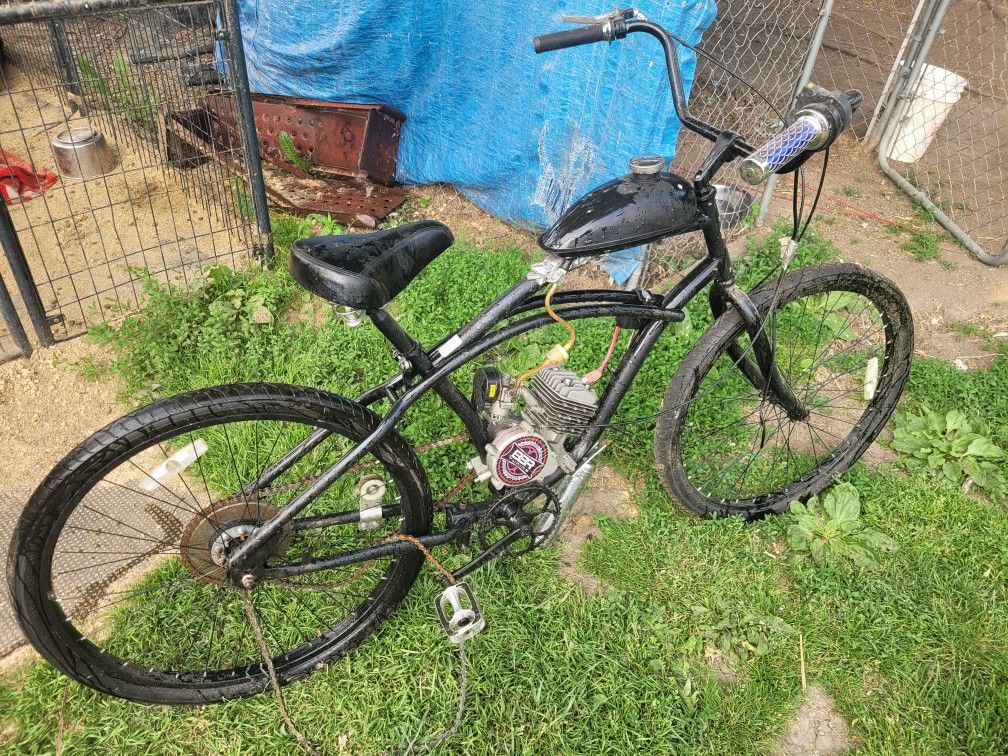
[888,64,968,163]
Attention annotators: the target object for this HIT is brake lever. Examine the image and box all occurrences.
[561,7,636,25]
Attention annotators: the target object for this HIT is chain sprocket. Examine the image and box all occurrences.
[476,484,561,559]
[179,498,294,585]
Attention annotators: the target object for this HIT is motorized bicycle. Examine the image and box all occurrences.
[8,9,912,704]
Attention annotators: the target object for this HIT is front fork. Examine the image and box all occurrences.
[709,282,809,421]
[695,172,808,423]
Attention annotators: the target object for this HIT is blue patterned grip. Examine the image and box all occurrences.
[739,115,827,185]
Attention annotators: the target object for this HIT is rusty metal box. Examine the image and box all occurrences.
[210,94,404,186]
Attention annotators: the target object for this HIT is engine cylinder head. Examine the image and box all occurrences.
[523,367,598,431]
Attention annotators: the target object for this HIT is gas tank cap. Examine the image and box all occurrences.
[629,155,665,175]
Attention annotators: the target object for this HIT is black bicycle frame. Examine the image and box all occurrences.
[233,205,795,582]
[228,20,806,581]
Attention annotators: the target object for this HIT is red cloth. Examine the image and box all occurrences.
[0,149,57,204]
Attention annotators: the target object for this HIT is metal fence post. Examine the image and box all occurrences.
[756,0,835,225]
[220,0,274,263]
[0,271,31,357]
[0,202,54,346]
[48,19,83,97]
[864,0,931,146]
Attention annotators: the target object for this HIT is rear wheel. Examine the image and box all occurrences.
[655,263,913,518]
[8,384,431,704]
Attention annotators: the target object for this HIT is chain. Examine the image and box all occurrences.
[239,590,320,756]
[383,534,456,584]
[435,470,478,511]
[271,561,374,593]
[400,641,469,755]
[221,433,475,755]
[382,532,470,755]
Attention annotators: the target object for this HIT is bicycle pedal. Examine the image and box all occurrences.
[435,582,485,644]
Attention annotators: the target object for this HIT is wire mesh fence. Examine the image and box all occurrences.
[877,0,1008,265]
[672,0,822,173]
[642,0,828,279]
[812,0,927,137]
[0,0,270,343]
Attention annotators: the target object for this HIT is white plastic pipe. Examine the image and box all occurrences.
[887,64,967,163]
[138,439,208,493]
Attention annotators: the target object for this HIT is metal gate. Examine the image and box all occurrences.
[874,0,1007,265]
[660,0,927,240]
[0,0,273,349]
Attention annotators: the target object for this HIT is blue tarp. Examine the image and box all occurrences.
[238,2,716,229]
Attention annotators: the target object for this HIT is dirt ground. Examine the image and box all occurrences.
[807,133,1008,363]
[775,684,852,755]
[0,64,250,342]
[0,338,120,659]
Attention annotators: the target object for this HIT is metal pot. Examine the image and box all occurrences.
[712,183,755,229]
[50,127,118,179]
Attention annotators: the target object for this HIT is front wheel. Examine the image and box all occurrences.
[655,263,913,518]
[8,384,432,704]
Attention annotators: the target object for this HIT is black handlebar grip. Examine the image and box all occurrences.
[843,89,864,112]
[533,24,608,53]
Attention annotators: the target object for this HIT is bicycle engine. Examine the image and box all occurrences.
[469,366,598,489]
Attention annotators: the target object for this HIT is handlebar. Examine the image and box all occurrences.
[533,11,861,185]
[533,12,753,162]
[739,116,826,184]
[739,88,863,185]
[533,9,633,52]
[533,24,613,53]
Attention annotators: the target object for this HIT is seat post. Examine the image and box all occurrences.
[368,308,424,366]
[367,309,489,452]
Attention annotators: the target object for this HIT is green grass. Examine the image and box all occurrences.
[903,230,943,262]
[946,319,1002,350]
[3,221,1007,754]
[947,320,983,339]
[905,348,1008,453]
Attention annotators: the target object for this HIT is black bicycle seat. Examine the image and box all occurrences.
[289,220,454,310]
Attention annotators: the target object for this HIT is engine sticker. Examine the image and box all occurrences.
[495,435,549,486]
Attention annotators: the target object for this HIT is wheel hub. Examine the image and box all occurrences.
[180,499,293,585]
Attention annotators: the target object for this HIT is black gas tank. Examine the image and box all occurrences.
[539,157,705,257]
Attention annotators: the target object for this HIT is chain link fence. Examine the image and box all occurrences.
[876,0,1008,265]
[649,0,1008,279]
[650,0,924,276]
[671,0,824,171]
[812,0,927,137]
[0,0,272,345]
[0,0,273,662]
[643,0,828,278]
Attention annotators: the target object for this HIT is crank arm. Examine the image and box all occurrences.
[453,528,526,580]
